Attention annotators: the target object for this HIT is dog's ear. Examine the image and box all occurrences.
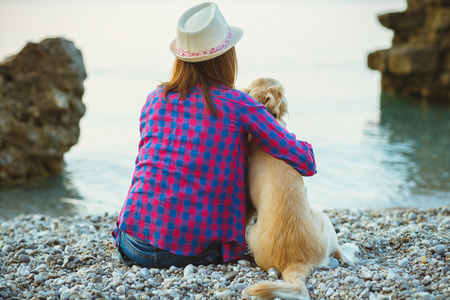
[278,95,288,118]
[265,85,288,119]
[266,86,283,104]
[248,88,267,104]
[265,86,283,110]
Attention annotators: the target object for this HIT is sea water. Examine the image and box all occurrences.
[0,0,448,219]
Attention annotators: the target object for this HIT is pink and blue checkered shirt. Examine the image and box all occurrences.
[112,84,316,262]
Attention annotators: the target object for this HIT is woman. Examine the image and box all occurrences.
[112,2,316,268]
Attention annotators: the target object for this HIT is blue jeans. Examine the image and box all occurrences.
[117,231,223,268]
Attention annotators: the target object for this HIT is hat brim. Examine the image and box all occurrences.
[169,26,243,62]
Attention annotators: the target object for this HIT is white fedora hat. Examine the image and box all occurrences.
[170,2,244,62]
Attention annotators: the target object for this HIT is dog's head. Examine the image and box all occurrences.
[242,78,288,125]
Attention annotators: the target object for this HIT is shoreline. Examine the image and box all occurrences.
[0,206,449,300]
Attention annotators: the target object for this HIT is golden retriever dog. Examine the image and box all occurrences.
[241,78,346,300]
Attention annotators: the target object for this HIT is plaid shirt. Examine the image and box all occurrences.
[112,84,316,262]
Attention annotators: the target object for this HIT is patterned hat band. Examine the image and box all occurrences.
[176,26,232,59]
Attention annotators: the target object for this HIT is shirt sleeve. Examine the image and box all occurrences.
[238,93,317,176]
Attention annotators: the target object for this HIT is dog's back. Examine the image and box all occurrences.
[243,78,345,299]
[246,142,327,269]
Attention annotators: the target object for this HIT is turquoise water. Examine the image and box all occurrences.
[0,0,448,219]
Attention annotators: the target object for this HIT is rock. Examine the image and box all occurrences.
[340,227,350,235]
[326,288,335,296]
[18,254,30,263]
[0,37,87,185]
[60,292,71,300]
[0,207,449,300]
[398,258,409,268]
[223,271,238,281]
[362,270,373,280]
[368,2,450,101]
[388,47,439,75]
[387,271,401,281]
[238,259,250,266]
[34,275,44,285]
[434,244,447,255]
[409,212,418,220]
[80,291,92,300]
[117,285,126,295]
[439,277,449,285]
[90,275,102,283]
[2,245,12,253]
[422,275,432,285]
[345,276,358,284]
[213,289,231,299]
[184,264,195,278]
[328,258,339,269]
[233,283,246,292]
[411,292,432,300]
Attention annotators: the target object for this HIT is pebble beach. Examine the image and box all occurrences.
[0,205,449,300]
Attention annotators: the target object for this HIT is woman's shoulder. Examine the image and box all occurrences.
[144,85,166,101]
[211,85,249,102]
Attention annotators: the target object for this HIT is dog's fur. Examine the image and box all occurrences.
[242,78,345,300]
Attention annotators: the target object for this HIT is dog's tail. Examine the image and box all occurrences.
[243,263,312,300]
[333,246,346,262]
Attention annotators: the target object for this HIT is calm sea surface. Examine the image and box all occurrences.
[0,0,449,219]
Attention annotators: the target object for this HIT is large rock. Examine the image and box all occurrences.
[368,0,450,101]
[0,37,86,185]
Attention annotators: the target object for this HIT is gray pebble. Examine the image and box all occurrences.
[345,276,358,284]
[409,212,417,220]
[329,258,339,269]
[411,292,431,300]
[238,259,250,266]
[17,254,30,263]
[211,271,222,280]
[117,285,126,295]
[90,275,102,283]
[184,264,195,278]
[45,255,53,266]
[434,244,447,256]
[234,283,247,292]
[213,289,231,299]
[34,275,44,285]
[362,271,373,280]
[2,245,12,253]
[422,275,432,285]
[223,271,237,281]
[0,209,448,300]
[60,292,71,300]
[340,227,350,235]
[326,288,335,297]
[160,270,169,279]
[80,291,92,300]
[387,271,401,281]
[359,289,370,298]
[398,258,409,268]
